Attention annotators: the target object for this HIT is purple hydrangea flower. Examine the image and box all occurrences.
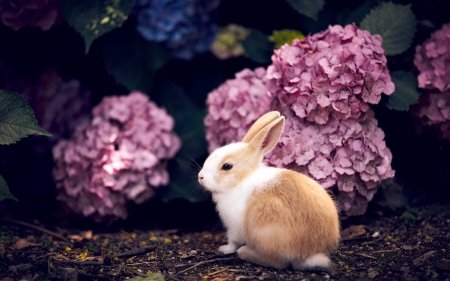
[52,91,181,222]
[0,0,62,31]
[5,67,91,153]
[266,23,395,125]
[414,23,450,92]
[265,108,395,215]
[204,67,273,152]
[412,90,450,142]
[134,0,220,60]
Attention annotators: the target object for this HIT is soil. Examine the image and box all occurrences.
[0,203,449,281]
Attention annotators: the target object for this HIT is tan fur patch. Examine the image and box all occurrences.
[244,169,340,261]
[213,146,260,188]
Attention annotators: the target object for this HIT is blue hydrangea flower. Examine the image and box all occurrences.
[134,0,220,60]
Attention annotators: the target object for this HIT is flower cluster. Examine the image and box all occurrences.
[266,107,394,215]
[210,24,249,60]
[267,23,395,125]
[204,24,395,215]
[204,67,273,152]
[5,67,91,154]
[134,0,220,60]
[0,0,62,31]
[53,92,181,222]
[412,90,450,142]
[414,23,450,92]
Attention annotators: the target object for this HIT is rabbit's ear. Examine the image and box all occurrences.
[247,115,285,157]
[242,111,281,143]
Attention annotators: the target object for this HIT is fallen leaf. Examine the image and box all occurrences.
[83,230,93,240]
[413,250,436,266]
[12,239,41,250]
[0,277,14,281]
[341,225,367,240]
[402,245,414,251]
[68,234,83,242]
[368,269,379,278]
[127,272,165,281]
[435,259,450,271]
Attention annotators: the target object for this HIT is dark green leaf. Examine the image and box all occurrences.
[0,90,52,145]
[60,0,133,52]
[360,2,416,56]
[386,71,421,111]
[153,81,208,203]
[242,30,273,64]
[102,28,170,92]
[269,29,305,49]
[284,0,325,21]
[337,0,375,26]
[0,175,18,202]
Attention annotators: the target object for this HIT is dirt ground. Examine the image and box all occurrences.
[0,203,449,281]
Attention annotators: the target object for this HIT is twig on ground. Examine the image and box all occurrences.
[357,253,377,259]
[113,245,156,259]
[54,259,104,266]
[207,268,229,275]
[1,218,69,242]
[34,253,55,261]
[170,257,236,278]
[373,249,398,253]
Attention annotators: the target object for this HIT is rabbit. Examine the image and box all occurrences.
[198,111,340,270]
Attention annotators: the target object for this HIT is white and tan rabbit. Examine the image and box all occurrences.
[198,111,340,270]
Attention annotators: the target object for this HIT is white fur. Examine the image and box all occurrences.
[295,253,331,269]
[198,144,281,254]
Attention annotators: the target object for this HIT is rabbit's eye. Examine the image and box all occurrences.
[221,163,233,170]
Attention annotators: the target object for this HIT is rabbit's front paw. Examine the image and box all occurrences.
[217,244,237,255]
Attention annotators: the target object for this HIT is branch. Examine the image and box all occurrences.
[170,257,236,278]
[1,218,69,242]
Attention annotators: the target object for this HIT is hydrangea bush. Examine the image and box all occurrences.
[414,23,450,92]
[210,24,249,60]
[53,92,181,222]
[412,90,450,142]
[412,23,450,142]
[204,67,273,152]
[204,24,396,215]
[0,0,62,31]
[134,0,220,60]
[5,68,90,153]
[267,24,395,125]
[266,107,394,215]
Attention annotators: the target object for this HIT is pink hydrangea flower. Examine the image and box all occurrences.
[204,67,273,152]
[412,90,450,142]
[414,23,450,92]
[52,92,181,222]
[5,67,91,153]
[0,0,62,31]
[266,23,395,125]
[265,108,395,215]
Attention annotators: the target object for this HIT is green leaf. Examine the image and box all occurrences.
[269,29,305,49]
[152,81,208,203]
[127,272,165,281]
[0,90,52,145]
[0,175,18,202]
[386,71,421,111]
[284,0,325,21]
[60,0,133,52]
[241,30,273,64]
[360,2,416,56]
[102,27,170,92]
[337,0,375,26]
